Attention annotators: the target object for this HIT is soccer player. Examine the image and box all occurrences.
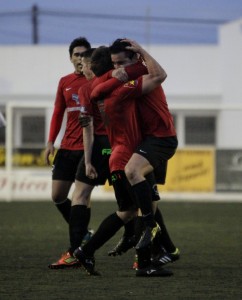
[45,37,93,268]
[120,41,180,266]
[66,48,113,264]
[106,39,180,267]
[89,39,179,274]
[74,44,173,277]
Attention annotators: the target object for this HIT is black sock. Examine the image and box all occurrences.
[55,198,71,223]
[155,207,176,253]
[124,219,135,237]
[86,207,91,227]
[132,181,156,228]
[134,216,145,244]
[136,245,151,269]
[83,213,124,256]
[69,205,89,254]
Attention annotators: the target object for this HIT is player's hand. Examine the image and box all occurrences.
[45,142,55,165]
[86,163,98,179]
[79,114,91,127]
[112,68,128,82]
[122,39,143,54]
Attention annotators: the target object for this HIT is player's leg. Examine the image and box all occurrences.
[74,170,137,275]
[151,160,180,265]
[108,171,159,257]
[125,153,160,250]
[51,149,83,223]
[48,149,84,269]
[51,180,72,223]
[69,180,94,255]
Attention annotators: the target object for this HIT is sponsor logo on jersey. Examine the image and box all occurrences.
[72,94,80,105]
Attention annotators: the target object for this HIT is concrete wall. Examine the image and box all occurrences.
[218,18,242,148]
[0,44,220,99]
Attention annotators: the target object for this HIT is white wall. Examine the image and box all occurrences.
[0,46,72,97]
[218,18,242,148]
[0,44,220,98]
[150,45,220,97]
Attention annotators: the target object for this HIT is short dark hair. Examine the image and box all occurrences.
[69,37,91,57]
[81,48,96,60]
[109,38,135,59]
[91,46,113,77]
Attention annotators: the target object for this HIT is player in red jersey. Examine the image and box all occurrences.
[45,37,94,269]
[90,40,179,274]
[73,45,173,277]
[111,40,180,266]
[65,48,112,265]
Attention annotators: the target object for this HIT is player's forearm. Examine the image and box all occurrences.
[140,48,167,83]
[83,119,94,165]
[124,39,167,84]
[48,109,64,143]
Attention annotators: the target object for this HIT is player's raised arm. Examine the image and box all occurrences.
[123,39,167,94]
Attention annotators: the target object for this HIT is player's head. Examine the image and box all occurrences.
[80,48,96,80]
[109,38,137,69]
[91,46,114,77]
[69,37,91,57]
[69,37,91,74]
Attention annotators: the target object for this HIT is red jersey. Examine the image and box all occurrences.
[48,72,87,150]
[78,78,107,135]
[126,61,176,137]
[91,78,143,172]
[140,86,176,137]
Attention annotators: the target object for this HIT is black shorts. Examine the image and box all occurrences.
[111,171,137,211]
[135,136,178,171]
[75,135,111,186]
[52,149,84,181]
[153,160,167,185]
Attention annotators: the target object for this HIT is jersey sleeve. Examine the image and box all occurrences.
[91,78,122,101]
[125,61,148,80]
[48,78,66,143]
[79,85,93,116]
[116,78,143,100]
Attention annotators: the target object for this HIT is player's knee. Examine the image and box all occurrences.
[117,210,137,223]
[124,165,139,183]
[72,187,92,206]
[51,192,67,204]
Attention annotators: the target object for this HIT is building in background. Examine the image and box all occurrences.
[0,18,241,200]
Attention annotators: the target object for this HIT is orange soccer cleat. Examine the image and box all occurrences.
[48,251,82,269]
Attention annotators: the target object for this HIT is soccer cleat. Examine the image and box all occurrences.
[153,248,180,266]
[48,251,81,269]
[81,230,94,247]
[108,235,136,256]
[135,223,161,250]
[136,264,173,277]
[73,247,100,276]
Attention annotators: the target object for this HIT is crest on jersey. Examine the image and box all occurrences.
[124,80,138,88]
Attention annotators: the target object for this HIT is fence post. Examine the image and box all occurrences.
[32,5,39,44]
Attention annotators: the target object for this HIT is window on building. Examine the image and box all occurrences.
[21,115,45,146]
[185,116,216,145]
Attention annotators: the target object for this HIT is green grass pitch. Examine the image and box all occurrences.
[0,201,241,300]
